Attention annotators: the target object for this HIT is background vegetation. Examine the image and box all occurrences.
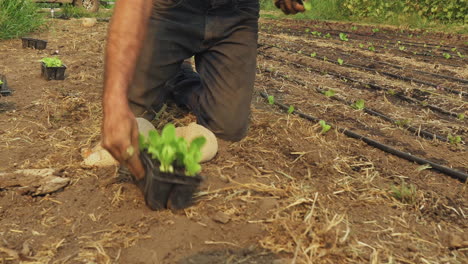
[0,0,44,40]
[260,0,467,30]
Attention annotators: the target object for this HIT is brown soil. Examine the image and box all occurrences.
[0,18,467,264]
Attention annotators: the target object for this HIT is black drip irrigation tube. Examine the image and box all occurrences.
[259,92,468,183]
[260,66,449,142]
[262,43,467,98]
[258,51,465,120]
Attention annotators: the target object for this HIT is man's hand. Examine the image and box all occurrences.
[102,100,145,179]
[274,0,305,15]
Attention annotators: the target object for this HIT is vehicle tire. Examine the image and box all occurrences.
[73,0,100,12]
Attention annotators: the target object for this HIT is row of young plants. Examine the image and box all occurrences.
[261,31,467,85]
[259,49,465,121]
[260,41,467,101]
[260,64,461,144]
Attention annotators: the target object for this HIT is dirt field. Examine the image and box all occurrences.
[0,17,467,264]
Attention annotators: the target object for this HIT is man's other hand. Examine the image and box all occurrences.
[274,0,305,15]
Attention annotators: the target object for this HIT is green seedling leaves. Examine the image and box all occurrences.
[0,80,3,85]
[351,26,358,31]
[324,33,331,38]
[391,182,416,204]
[323,89,336,97]
[451,47,457,52]
[339,33,349,41]
[442,53,451,59]
[310,52,317,57]
[319,120,331,134]
[457,52,464,58]
[399,46,406,51]
[416,164,432,172]
[387,89,396,95]
[268,95,275,105]
[351,99,365,110]
[140,124,206,176]
[337,58,344,65]
[359,43,364,48]
[287,105,295,114]
[305,28,310,33]
[448,134,462,145]
[368,46,376,52]
[372,28,379,33]
[41,57,63,67]
[457,113,465,120]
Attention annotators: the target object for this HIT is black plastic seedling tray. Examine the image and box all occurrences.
[41,62,67,80]
[0,75,12,96]
[139,152,202,211]
[21,37,48,50]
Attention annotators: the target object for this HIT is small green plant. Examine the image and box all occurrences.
[305,28,310,33]
[451,47,457,52]
[337,58,344,65]
[323,89,335,97]
[324,33,331,38]
[287,105,295,114]
[268,95,275,105]
[351,26,358,30]
[372,28,379,33]
[323,56,328,61]
[395,119,410,127]
[457,52,464,58]
[41,57,63,67]
[311,31,319,36]
[351,99,365,110]
[139,124,206,176]
[448,134,462,145]
[399,46,406,51]
[387,89,396,95]
[339,33,349,41]
[391,182,417,204]
[457,113,464,120]
[319,120,331,134]
[359,43,364,48]
[443,53,451,59]
[368,46,376,52]
[310,52,317,57]
[0,80,3,85]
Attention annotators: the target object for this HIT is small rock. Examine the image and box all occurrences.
[82,18,97,27]
[212,212,230,224]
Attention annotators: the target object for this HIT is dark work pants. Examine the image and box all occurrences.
[128,0,259,141]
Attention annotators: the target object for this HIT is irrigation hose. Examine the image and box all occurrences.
[259,92,468,182]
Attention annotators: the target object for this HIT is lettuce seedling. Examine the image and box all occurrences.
[0,80,3,85]
[399,46,406,51]
[310,52,317,57]
[443,53,451,59]
[287,105,295,114]
[457,113,465,120]
[448,134,462,145]
[351,26,357,31]
[324,33,331,38]
[319,120,331,134]
[457,52,464,58]
[368,46,376,52]
[339,33,349,41]
[268,95,275,105]
[337,58,344,65]
[359,43,364,48]
[323,89,335,97]
[139,124,206,176]
[41,57,63,67]
[372,28,379,33]
[351,99,365,110]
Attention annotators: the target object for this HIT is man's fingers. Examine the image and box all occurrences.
[284,0,297,15]
[293,1,305,12]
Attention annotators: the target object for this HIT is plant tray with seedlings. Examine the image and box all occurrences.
[21,37,48,50]
[0,75,12,96]
[41,57,67,80]
[138,124,205,211]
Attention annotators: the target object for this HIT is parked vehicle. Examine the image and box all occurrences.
[32,0,100,12]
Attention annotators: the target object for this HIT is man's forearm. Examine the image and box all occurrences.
[103,0,152,110]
